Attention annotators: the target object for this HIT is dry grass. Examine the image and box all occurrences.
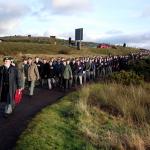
[77,83,150,150]
[15,82,150,150]
[0,41,139,58]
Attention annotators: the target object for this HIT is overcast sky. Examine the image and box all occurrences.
[0,0,150,48]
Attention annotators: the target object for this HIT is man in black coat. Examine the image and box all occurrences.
[75,60,83,85]
[0,57,21,117]
[47,61,56,90]
[34,57,43,77]
[41,59,49,87]
[70,59,77,86]
[35,57,43,86]
[54,60,64,87]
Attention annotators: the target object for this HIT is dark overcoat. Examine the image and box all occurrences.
[0,65,21,106]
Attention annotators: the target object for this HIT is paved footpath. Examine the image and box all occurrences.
[0,88,67,150]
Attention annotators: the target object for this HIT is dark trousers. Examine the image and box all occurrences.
[63,79,72,90]
[1,84,14,113]
[1,84,10,104]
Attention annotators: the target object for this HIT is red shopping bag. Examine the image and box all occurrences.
[14,89,23,105]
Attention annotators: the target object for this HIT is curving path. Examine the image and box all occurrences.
[0,88,68,150]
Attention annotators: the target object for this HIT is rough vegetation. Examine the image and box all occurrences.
[15,82,150,150]
[0,37,139,57]
[5,36,149,150]
[127,57,150,81]
[109,57,150,85]
[110,71,144,85]
[77,83,150,149]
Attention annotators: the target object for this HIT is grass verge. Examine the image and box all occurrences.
[15,92,95,150]
[15,83,150,150]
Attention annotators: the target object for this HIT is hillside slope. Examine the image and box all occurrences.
[15,83,150,150]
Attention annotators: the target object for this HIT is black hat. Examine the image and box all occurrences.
[28,57,33,60]
[3,56,11,62]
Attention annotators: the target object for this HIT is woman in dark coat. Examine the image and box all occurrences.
[0,57,21,116]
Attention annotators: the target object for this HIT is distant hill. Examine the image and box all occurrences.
[0,36,139,58]
[0,36,98,48]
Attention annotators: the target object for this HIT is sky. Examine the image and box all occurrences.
[0,0,150,48]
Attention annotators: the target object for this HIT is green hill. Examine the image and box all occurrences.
[0,36,139,57]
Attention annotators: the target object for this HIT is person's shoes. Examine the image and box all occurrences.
[28,95,33,98]
[3,113,9,118]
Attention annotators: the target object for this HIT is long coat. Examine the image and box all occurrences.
[75,64,83,76]
[28,63,40,81]
[41,63,49,79]
[34,61,43,77]
[48,65,55,78]
[17,62,29,80]
[63,64,72,80]
[0,65,21,105]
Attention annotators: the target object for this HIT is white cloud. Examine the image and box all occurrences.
[105,30,124,35]
[52,0,91,13]
[0,0,30,35]
[34,0,92,18]
[96,31,150,48]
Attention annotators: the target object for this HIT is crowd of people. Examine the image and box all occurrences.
[0,50,149,117]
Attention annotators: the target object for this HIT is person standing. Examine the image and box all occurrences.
[0,57,21,117]
[41,59,49,87]
[76,60,83,85]
[90,59,96,80]
[34,57,43,76]
[62,60,73,91]
[17,58,29,90]
[81,59,87,84]
[47,61,56,90]
[70,59,77,86]
[55,59,63,87]
[27,57,40,97]
[34,57,43,86]
[85,58,91,81]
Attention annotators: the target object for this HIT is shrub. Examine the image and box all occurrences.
[110,71,144,85]
[79,83,150,124]
[77,83,150,149]
[127,57,150,81]
[58,49,69,55]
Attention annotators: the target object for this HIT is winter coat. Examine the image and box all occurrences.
[54,62,63,77]
[90,62,96,72]
[0,65,21,105]
[41,63,49,79]
[75,64,83,76]
[63,64,73,80]
[34,61,43,77]
[17,62,29,80]
[85,62,91,71]
[70,62,77,75]
[48,65,55,78]
[27,63,40,81]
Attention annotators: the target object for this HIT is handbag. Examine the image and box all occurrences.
[15,89,23,105]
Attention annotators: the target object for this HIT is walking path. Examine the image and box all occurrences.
[0,88,67,150]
